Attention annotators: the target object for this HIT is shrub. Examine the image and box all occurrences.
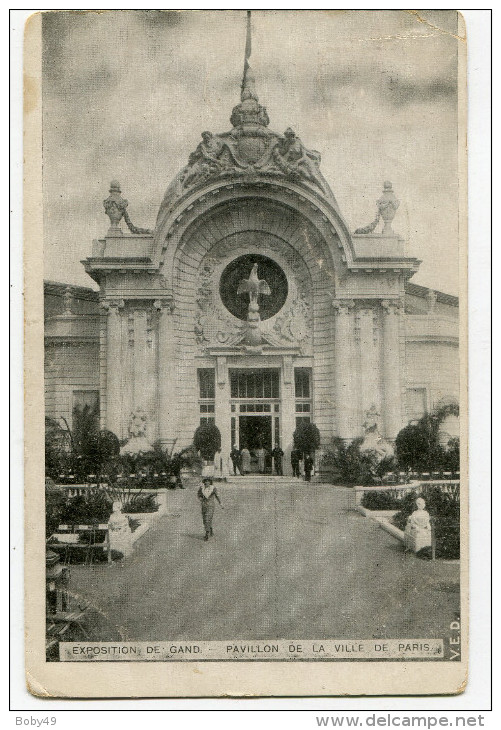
[392,486,460,560]
[322,437,395,486]
[293,422,321,456]
[58,490,113,526]
[395,403,459,472]
[360,490,403,510]
[121,494,158,513]
[45,479,67,539]
[193,423,221,460]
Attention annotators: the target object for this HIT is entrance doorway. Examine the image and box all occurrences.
[239,415,272,473]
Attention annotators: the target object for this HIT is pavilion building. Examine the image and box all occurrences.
[44,40,459,475]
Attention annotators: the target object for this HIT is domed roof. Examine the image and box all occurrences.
[156,15,339,232]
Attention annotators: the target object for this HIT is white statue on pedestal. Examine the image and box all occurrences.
[107,501,133,557]
[360,405,394,460]
[404,497,432,553]
[120,407,152,455]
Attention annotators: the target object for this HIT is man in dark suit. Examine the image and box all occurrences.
[290,448,301,478]
[271,444,284,476]
[229,445,242,475]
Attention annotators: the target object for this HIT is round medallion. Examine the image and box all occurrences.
[219,254,288,321]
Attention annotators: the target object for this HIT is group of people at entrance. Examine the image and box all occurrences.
[229,445,314,481]
[230,444,283,475]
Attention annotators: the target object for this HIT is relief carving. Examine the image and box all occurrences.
[194,236,313,351]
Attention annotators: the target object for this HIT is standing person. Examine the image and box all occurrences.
[271,443,284,476]
[304,453,314,482]
[290,448,300,478]
[240,446,251,475]
[256,445,266,474]
[197,477,222,541]
[229,445,241,476]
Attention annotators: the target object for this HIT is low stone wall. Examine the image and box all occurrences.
[355,505,404,544]
[55,485,172,559]
[354,480,460,505]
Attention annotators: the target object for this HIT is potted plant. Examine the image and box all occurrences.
[193,423,221,475]
[293,422,321,460]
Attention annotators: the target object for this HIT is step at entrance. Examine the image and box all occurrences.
[222,475,320,487]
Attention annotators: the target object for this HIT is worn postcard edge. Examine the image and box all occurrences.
[23,10,469,698]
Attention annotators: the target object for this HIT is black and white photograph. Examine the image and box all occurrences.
[24,9,469,697]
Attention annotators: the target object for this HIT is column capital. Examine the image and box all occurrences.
[331,298,355,315]
[100,298,125,313]
[381,298,404,315]
[357,306,375,318]
[154,297,175,314]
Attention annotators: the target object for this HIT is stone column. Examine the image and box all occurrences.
[358,307,376,417]
[101,299,124,438]
[381,299,403,440]
[155,298,176,448]
[332,299,355,440]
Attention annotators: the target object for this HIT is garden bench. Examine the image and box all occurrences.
[49,524,111,565]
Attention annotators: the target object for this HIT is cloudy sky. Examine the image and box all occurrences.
[42,9,461,294]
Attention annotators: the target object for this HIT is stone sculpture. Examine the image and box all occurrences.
[181,132,228,189]
[355,181,400,236]
[404,497,432,553]
[108,501,133,557]
[377,181,400,234]
[272,128,327,193]
[103,181,152,235]
[237,263,271,346]
[120,408,153,455]
[359,405,394,460]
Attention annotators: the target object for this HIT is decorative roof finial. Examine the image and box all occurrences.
[241,10,257,102]
[230,11,269,128]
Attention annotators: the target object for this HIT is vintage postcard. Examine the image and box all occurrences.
[24,9,468,697]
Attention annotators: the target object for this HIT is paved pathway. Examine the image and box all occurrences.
[71,484,460,642]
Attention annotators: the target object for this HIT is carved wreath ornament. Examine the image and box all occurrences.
[194,239,312,352]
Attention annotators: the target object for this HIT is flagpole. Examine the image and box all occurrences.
[241,10,254,101]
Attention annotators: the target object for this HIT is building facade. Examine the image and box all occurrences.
[44,69,459,474]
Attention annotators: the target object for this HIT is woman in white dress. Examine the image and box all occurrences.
[240,447,251,475]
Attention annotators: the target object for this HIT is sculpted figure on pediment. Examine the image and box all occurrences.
[272,128,327,194]
[182,132,229,189]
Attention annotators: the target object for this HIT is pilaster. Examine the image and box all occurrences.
[155,298,177,448]
[281,355,296,475]
[101,298,124,438]
[215,356,231,461]
[381,298,404,440]
[332,299,356,440]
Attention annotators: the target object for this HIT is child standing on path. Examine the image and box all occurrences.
[197,477,223,541]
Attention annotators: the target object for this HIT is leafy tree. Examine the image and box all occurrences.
[293,422,321,456]
[193,423,221,460]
